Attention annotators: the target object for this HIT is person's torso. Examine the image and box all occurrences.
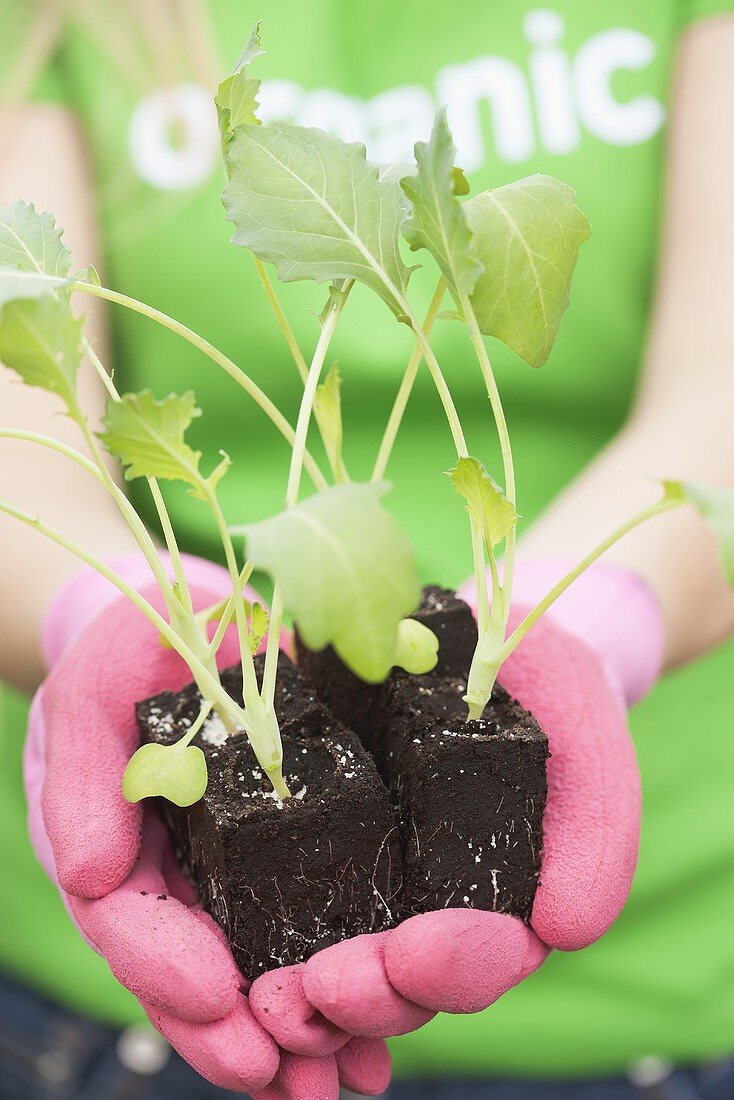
[2,0,734,1076]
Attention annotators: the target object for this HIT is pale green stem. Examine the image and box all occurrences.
[206,492,258,703]
[254,258,309,384]
[371,277,446,482]
[483,496,682,683]
[398,303,493,632]
[261,282,354,715]
[0,427,185,623]
[460,297,517,620]
[204,562,254,660]
[470,519,490,637]
[254,259,351,484]
[81,335,195,621]
[285,283,353,506]
[205,489,289,796]
[179,700,213,749]
[261,582,283,707]
[147,479,194,616]
[71,281,328,493]
[0,496,255,731]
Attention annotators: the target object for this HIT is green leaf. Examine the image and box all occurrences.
[0,201,71,283]
[248,601,270,654]
[215,23,263,152]
[0,265,69,308]
[222,122,413,317]
[0,296,82,414]
[465,175,591,368]
[100,390,218,496]
[123,742,207,807]
[234,482,420,682]
[314,364,346,482]
[394,618,439,675]
[664,480,734,587]
[400,109,482,299]
[449,457,518,548]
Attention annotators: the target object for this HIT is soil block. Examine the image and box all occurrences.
[294,585,477,769]
[136,653,401,979]
[296,586,549,923]
[382,673,548,922]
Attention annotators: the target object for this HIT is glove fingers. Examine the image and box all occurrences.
[500,609,641,951]
[42,581,241,899]
[302,931,435,1038]
[144,994,279,1093]
[383,909,548,1014]
[249,964,349,1056]
[251,1052,339,1100]
[336,1037,392,1096]
[69,815,241,1023]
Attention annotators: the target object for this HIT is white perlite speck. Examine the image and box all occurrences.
[201,713,230,747]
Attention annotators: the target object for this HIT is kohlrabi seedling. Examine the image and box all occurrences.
[213,26,734,721]
[2,23,733,819]
[0,197,430,805]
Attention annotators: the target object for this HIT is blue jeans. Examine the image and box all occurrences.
[2,973,734,1100]
[384,1066,734,1099]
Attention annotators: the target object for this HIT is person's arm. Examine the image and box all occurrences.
[0,102,136,692]
[520,15,734,670]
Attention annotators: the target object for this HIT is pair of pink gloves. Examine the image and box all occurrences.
[24,552,663,1097]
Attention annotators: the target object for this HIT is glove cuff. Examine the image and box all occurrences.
[41,552,229,669]
[459,559,665,706]
[509,559,664,705]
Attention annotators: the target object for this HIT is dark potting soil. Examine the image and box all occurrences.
[297,585,548,921]
[136,588,548,977]
[382,674,548,921]
[137,653,401,979]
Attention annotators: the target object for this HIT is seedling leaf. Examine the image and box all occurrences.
[465,175,591,368]
[215,23,263,150]
[123,742,207,807]
[234,482,420,682]
[0,265,69,308]
[664,479,734,587]
[222,121,413,316]
[394,617,439,675]
[400,109,482,299]
[0,201,71,283]
[314,364,346,482]
[100,390,216,495]
[0,296,82,414]
[449,457,518,548]
[248,601,270,654]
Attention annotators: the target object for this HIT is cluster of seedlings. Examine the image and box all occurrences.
[1,26,732,978]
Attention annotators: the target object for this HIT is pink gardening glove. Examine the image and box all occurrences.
[288,561,661,1039]
[24,555,391,1099]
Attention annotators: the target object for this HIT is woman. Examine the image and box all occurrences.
[1,1,734,1096]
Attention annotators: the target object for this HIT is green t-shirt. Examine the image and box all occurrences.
[3,0,734,1078]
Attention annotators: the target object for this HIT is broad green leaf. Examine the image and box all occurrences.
[0,265,69,308]
[465,175,591,368]
[400,110,482,298]
[0,296,82,413]
[234,482,420,682]
[449,457,518,548]
[222,122,413,317]
[0,201,71,282]
[123,742,207,806]
[664,480,734,587]
[314,364,346,482]
[100,390,216,495]
[394,618,439,675]
[215,23,263,152]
